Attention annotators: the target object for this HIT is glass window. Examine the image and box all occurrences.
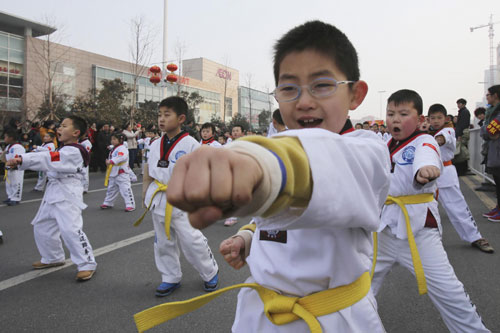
[0,97,6,110]
[96,67,106,79]
[9,76,23,87]
[9,37,23,51]
[9,86,23,98]
[8,98,22,111]
[0,85,7,97]
[0,34,7,48]
[0,48,7,61]
[0,74,7,85]
[9,49,24,64]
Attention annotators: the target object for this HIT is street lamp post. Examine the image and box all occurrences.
[378,90,386,121]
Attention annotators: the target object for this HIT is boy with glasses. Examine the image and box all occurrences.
[135,20,390,332]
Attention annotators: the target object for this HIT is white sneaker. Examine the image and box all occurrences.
[224,218,238,226]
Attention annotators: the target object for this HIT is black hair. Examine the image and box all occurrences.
[200,122,216,134]
[159,96,188,117]
[67,116,87,138]
[474,107,486,117]
[273,20,359,85]
[362,121,370,125]
[456,98,467,105]
[355,123,363,128]
[111,132,125,143]
[428,103,447,117]
[488,85,500,99]
[387,89,423,115]
[3,127,19,141]
[272,109,284,126]
[232,124,244,132]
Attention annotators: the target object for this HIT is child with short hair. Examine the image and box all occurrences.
[135,21,390,333]
[428,103,493,253]
[199,122,222,147]
[2,128,25,206]
[6,116,97,281]
[139,96,219,297]
[32,132,56,192]
[371,90,489,332]
[79,134,92,193]
[100,133,135,212]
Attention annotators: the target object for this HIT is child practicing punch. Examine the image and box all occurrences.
[6,116,97,281]
[79,135,92,193]
[137,96,219,298]
[371,90,490,332]
[100,133,136,212]
[428,103,493,253]
[2,128,25,206]
[134,21,391,333]
[32,132,56,192]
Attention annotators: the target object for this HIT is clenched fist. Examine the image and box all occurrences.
[416,165,440,184]
[167,146,263,229]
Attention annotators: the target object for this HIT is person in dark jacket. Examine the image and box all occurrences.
[454,98,471,175]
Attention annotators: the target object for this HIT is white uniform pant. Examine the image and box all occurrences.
[233,276,385,332]
[152,211,218,283]
[438,185,482,243]
[5,169,23,201]
[34,171,47,191]
[102,173,135,208]
[32,200,97,271]
[82,166,90,192]
[372,227,489,333]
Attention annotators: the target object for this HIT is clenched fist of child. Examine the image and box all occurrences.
[167,146,263,230]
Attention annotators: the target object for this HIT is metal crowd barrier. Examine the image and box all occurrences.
[468,128,494,184]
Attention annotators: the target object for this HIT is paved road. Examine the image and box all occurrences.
[0,171,499,332]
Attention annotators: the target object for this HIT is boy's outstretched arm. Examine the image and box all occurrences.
[167,136,312,230]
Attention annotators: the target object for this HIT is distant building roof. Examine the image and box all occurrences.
[0,11,56,37]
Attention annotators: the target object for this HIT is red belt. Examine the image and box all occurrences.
[443,160,452,166]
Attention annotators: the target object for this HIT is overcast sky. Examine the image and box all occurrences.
[3,0,499,119]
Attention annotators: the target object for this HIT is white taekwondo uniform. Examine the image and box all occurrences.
[33,142,56,191]
[79,139,92,192]
[3,143,25,201]
[233,128,390,333]
[146,131,218,284]
[200,137,222,147]
[372,132,489,333]
[18,144,97,271]
[102,144,135,209]
[435,127,482,243]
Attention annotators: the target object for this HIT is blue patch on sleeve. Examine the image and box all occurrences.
[268,150,287,194]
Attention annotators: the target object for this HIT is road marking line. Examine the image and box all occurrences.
[0,182,143,207]
[0,230,154,292]
[461,176,496,210]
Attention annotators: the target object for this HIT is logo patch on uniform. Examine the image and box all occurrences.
[118,152,124,156]
[259,230,287,243]
[157,160,169,168]
[398,146,415,165]
[175,150,186,160]
[10,148,14,153]
[50,151,60,162]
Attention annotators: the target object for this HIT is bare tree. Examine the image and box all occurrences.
[28,15,71,121]
[129,16,155,127]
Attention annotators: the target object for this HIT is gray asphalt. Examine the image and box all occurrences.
[0,171,499,332]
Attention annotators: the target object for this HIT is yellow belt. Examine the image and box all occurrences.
[3,170,9,184]
[371,193,434,295]
[104,162,126,186]
[134,271,371,333]
[133,180,173,240]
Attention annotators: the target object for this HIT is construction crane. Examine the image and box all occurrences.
[470,15,500,86]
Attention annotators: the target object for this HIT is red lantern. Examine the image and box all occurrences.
[166,63,178,72]
[149,75,161,85]
[149,65,161,74]
[166,74,178,83]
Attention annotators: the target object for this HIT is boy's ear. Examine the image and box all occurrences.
[418,114,426,125]
[178,114,186,124]
[349,80,368,111]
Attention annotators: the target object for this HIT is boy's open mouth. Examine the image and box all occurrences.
[392,127,401,133]
[298,118,323,128]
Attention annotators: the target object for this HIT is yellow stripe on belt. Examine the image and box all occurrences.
[133,180,173,240]
[104,162,126,186]
[371,193,434,295]
[134,271,371,333]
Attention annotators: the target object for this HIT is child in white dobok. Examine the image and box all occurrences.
[33,132,56,192]
[101,133,135,212]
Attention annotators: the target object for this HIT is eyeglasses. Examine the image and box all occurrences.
[270,77,354,102]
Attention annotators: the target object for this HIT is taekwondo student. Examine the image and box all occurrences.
[79,135,92,193]
[33,132,56,192]
[6,116,97,281]
[2,127,25,206]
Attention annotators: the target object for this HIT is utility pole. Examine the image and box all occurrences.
[470,14,500,86]
[378,90,386,120]
[163,0,168,99]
